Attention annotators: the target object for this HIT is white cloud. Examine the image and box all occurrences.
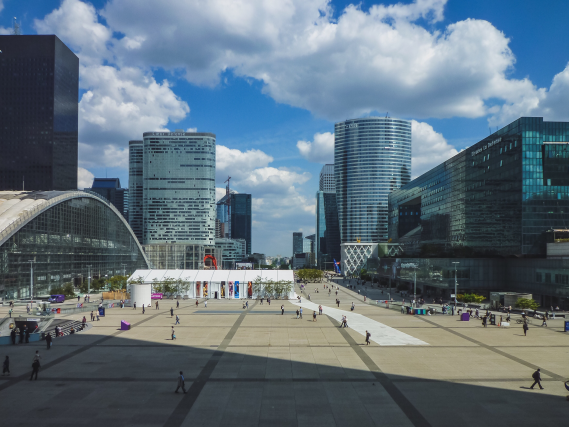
[411,120,458,178]
[0,1,4,14]
[95,0,556,125]
[216,145,273,184]
[77,167,94,189]
[78,65,189,146]
[33,0,190,172]
[297,132,334,163]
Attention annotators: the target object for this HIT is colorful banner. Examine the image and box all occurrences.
[221,281,226,298]
[228,281,234,298]
[151,293,163,299]
[235,281,240,298]
[196,281,201,298]
[248,281,252,298]
[204,281,209,298]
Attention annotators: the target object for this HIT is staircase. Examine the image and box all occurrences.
[43,319,85,339]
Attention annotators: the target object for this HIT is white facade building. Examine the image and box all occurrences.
[129,269,295,299]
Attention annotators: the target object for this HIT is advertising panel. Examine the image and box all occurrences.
[235,281,240,298]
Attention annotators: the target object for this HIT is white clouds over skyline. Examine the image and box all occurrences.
[297,132,334,164]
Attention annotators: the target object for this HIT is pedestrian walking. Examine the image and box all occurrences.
[175,315,180,325]
[337,299,340,308]
[2,356,9,376]
[175,371,186,393]
[45,332,52,350]
[281,305,284,315]
[82,316,87,328]
[30,351,41,380]
[176,300,179,308]
[365,330,371,345]
[299,307,303,319]
[205,300,208,308]
[541,315,547,327]
[245,301,248,309]
[523,321,529,336]
[156,300,159,309]
[8,308,12,318]
[77,295,80,302]
[10,329,16,345]
[296,309,300,319]
[90,311,94,321]
[170,307,174,317]
[351,302,355,311]
[268,297,271,305]
[530,369,544,389]
[195,299,199,307]
[142,304,145,314]
[319,305,323,315]
[134,302,137,310]
[24,325,30,343]
[313,311,317,322]
[96,311,100,321]
[171,326,176,340]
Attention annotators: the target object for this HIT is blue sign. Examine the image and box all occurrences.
[235,281,240,299]
[565,321,569,332]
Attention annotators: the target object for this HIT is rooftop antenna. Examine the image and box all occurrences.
[12,17,21,35]
[385,112,389,118]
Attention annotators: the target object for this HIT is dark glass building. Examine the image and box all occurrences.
[0,191,148,299]
[0,35,79,191]
[316,191,341,268]
[86,178,128,219]
[230,193,252,255]
[293,232,303,257]
[389,117,569,256]
[383,117,569,307]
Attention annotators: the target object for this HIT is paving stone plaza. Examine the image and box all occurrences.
[0,280,568,427]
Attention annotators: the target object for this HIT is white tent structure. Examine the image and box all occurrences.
[128,269,295,299]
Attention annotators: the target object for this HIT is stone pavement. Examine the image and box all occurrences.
[0,284,568,427]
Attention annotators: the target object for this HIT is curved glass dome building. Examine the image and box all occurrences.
[335,117,411,243]
[0,191,149,299]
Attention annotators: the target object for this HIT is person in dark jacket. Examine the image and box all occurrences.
[530,368,544,389]
[523,321,529,336]
[175,371,186,393]
[10,329,16,345]
[45,332,52,350]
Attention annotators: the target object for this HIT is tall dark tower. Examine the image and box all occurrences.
[230,193,252,255]
[0,35,79,191]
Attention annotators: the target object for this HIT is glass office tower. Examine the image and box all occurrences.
[335,117,411,243]
[0,35,78,191]
[142,131,216,245]
[86,178,128,219]
[128,140,144,243]
[293,232,303,256]
[389,117,569,256]
[230,193,252,255]
[316,164,341,268]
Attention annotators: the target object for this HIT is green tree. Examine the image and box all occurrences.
[252,276,264,297]
[515,298,539,310]
[109,275,128,291]
[50,282,76,298]
[456,293,485,304]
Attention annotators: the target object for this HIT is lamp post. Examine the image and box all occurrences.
[28,260,35,301]
[121,264,127,277]
[414,269,417,308]
[86,265,91,295]
[452,262,459,314]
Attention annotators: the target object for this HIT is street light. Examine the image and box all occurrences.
[27,260,35,302]
[86,265,92,295]
[452,262,460,314]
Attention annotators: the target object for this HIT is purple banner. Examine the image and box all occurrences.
[151,293,163,300]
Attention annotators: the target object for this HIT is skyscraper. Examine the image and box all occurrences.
[230,193,252,255]
[128,140,144,243]
[142,131,216,245]
[293,232,303,256]
[0,35,79,191]
[316,164,341,268]
[335,117,411,243]
[86,178,128,219]
[319,164,335,192]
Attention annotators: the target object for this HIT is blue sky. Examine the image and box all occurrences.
[1,0,568,255]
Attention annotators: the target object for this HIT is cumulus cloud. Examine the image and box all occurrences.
[297,132,334,163]
[411,120,458,178]
[77,167,94,189]
[94,0,564,126]
[34,0,190,171]
[216,145,273,184]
